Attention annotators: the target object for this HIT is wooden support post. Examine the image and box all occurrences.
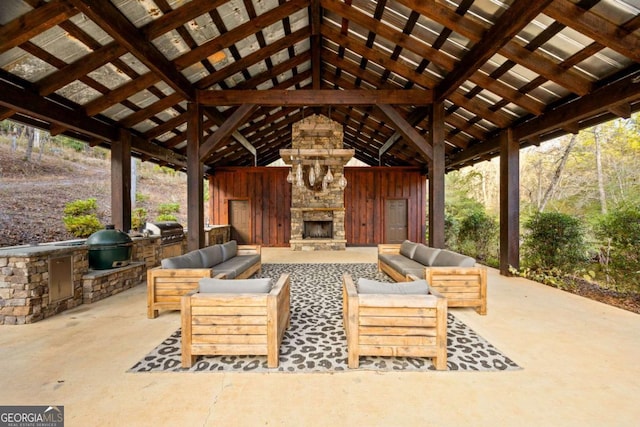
[428,102,445,248]
[187,102,204,252]
[500,128,520,275]
[111,129,131,232]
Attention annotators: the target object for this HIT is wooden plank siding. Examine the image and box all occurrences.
[209,166,426,246]
[345,167,426,246]
[209,167,291,247]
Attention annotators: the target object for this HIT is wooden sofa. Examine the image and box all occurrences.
[342,274,448,370]
[378,241,487,315]
[147,240,261,318]
[181,273,291,368]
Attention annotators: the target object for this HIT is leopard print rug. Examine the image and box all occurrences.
[129,263,520,373]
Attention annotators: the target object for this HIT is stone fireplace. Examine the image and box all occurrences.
[281,115,353,250]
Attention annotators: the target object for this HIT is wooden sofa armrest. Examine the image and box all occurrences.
[377,244,401,255]
[147,267,213,319]
[237,244,261,255]
[424,266,487,315]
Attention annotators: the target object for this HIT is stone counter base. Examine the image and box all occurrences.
[83,262,145,304]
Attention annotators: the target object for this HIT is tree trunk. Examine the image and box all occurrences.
[24,126,34,161]
[593,128,607,214]
[539,134,578,212]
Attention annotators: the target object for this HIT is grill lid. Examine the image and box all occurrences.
[86,224,133,248]
[144,221,183,235]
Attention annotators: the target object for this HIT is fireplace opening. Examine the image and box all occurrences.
[303,220,333,239]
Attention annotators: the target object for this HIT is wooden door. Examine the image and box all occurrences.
[229,200,251,244]
[385,199,408,243]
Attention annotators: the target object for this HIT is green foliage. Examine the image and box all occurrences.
[156,214,177,222]
[158,202,180,216]
[594,205,640,292]
[63,198,97,216]
[131,207,148,231]
[135,192,149,203]
[522,212,588,270]
[152,165,177,176]
[62,215,102,238]
[55,135,85,152]
[457,209,498,263]
[62,198,102,237]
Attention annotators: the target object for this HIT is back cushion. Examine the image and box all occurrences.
[161,250,203,269]
[198,245,223,268]
[357,278,429,294]
[199,278,272,294]
[432,250,476,267]
[413,244,441,266]
[399,240,419,259]
[221,240,238,262]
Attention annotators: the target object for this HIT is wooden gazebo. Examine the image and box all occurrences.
[1,0,639,274]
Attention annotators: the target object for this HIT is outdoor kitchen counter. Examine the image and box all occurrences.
[0,235,161,257]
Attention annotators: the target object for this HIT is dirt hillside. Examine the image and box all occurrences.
[0,138,188,247]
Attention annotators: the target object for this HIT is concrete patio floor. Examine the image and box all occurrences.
[1,247,639,426]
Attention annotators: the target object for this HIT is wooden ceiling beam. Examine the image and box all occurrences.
[196,27,310,90]
[310,0,322,90]
[141,0,229,40]
[36,43,127,96]
[321,24,438,89]
[68,0,195,100]
[545,0,640,63]
[234,52,311,90]
[197,89,432,106]
[199,104,258,161]
[394,0,592,96]
[0,0,78,54]
[377,104,433,161]
[435,0,553,101]
[119,93,183,128]
[514,71,640,141]
[173,0,307,70]
[83,73,159,117]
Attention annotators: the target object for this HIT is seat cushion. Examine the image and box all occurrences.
[399,240,419,259]
[379,253,425,277]
[198,244,223,268]
[432,249,476,267]
[213,254,260,279]
[413,244,441,266]
[199,277,272,293]
[160,250,203,269]
[221,240,238,262]
[357,278,429,294]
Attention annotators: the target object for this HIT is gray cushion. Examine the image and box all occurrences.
[399,240,419,259]
[432,249,476,267]
[379,254,425,277]
[413,244,441,266]
[357,278,429,294]
[213,254,261,279]
[199,277,272,293]
[221,240,238,261]
[160,250,203,269]
[198,245,223,268]
[403,267,426,279]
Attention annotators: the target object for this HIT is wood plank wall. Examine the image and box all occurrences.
[344,167,426,246]
[208,166,426,247]
[209,167,291,247]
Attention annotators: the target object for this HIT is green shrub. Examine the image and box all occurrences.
[158,202,180,216]
[522,212,587,270]
[131,207,148,231]
[135,192,149,203]
[62,198,102,237]
[62,215,102,238]
[156,214,177,222]
[595,205,640,292]
[457,209,498,262]
[63,198,97,216]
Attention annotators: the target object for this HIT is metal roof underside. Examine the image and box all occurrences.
[1,0,639,173]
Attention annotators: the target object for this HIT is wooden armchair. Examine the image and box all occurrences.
[342,273,448,370]
[181,273,291,368]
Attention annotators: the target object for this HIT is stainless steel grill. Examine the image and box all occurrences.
[144,221,184,245]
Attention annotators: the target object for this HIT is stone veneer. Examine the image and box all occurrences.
[289,115,349,251]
